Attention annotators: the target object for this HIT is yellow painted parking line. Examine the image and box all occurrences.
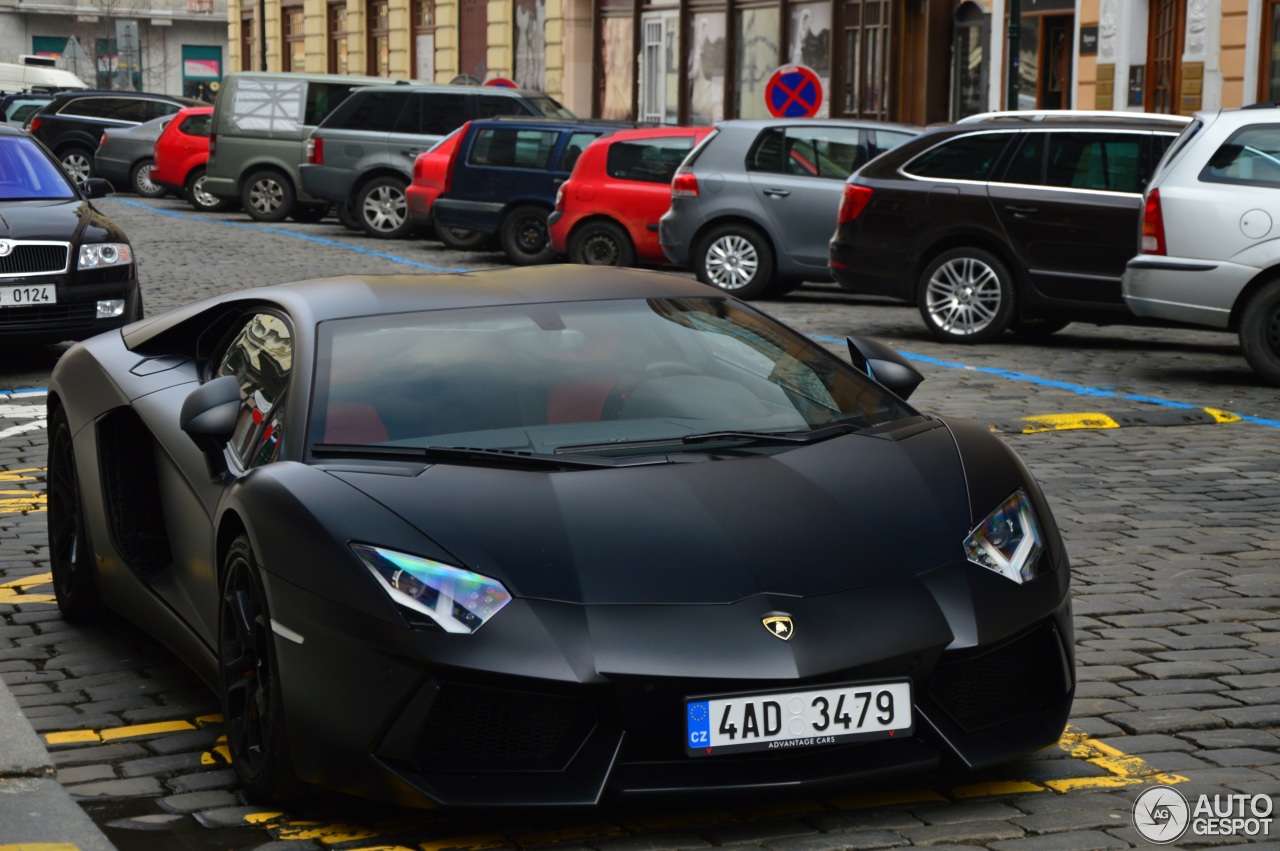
[0,469,46,515]
[951,780,1044,799]
[1017,413,1120,433]
[0,573,56,606]
[1205,407,1243,423]
[44,718,199,746]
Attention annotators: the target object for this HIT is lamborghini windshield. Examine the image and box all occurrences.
[308,297,915,458]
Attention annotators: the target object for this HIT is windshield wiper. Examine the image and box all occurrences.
[557,422,867,455]
[312,443,664,469]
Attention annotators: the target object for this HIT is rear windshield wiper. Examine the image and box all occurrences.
[312,443,664,470]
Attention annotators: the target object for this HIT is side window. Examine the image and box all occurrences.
[468,128,559,169]
[557,131,603,171]
[304,83,361,125]
[1045,132,1143,193]
[905,133,1013,181]
[870,130,916,159]
[109,100,153,123]
[1199,125,1280,189]
[606,136,695,183]
[61,98,116,118]
[148,101,183,120]
[411,92,469,136]
[180,113,212,137]
[780,126,866,179]
[746,127,786,173]
[1001,133,1045,185]
[341,90,410,133]
[475,95,526,119]
[215,313,293,468]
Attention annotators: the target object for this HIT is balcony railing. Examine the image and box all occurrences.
[13,0,228,20]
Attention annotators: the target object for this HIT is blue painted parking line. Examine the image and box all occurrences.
[111,198,472,273]
[810,335,1280,430]
[0,388,47,401]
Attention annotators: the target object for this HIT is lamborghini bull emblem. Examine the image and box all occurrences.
[762,615,794,641]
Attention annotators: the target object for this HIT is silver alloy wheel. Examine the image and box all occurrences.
[923,256,1004,337]
[62,152,91,187]
[134,163,161,196]
[703,234,760,291]
[362,184,407,233]
[192,174,219,209]
[248,177,285,215]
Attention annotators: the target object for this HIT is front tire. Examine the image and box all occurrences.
[131,159,165,198]
[219,535,303,803]
[694,223,776,299]
[917,247,1016,344]
[1239,279,1280,386]
[241,170,295,222]
[47,406,103,623]
[500,204,556,265]
[569,220,635,267]
[185,167,235,212]
[356,177,412,238]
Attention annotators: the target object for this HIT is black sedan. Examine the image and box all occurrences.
[0,124,141,345]
[47,266,1073,808]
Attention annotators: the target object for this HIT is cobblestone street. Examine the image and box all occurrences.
[2,195,1280,850]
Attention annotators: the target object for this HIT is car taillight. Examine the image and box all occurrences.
[208,132,216,157]
[444,123,468,194]
[100,133,108,148]
[554,183,566,212]
[837,184,874,224]
[28,117,42,133]
[1141,189,1166,255]
[672,172,698,198]
[306,136,323,165]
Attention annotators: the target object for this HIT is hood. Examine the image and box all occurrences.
[0,199,124,243]
[328,426,972,605]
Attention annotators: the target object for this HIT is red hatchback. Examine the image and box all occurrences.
[152,106,232,212]
[549,126,712,266]
[406,125,488,250]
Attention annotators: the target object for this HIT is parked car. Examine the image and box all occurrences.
[203,71,398,223]
[0,61,89,97]
[27,89,204,187]
[2,93,53,127]
[0,124,141,344]
[549,125,714,266]
[152,106,228,212]
[92,114,172,198]
[659,119,920,299]
[1124,105,1280,384]
[47,264,1072,807]
[301,84,573,239]
[828,110,1190,343]
[432,118,629,264]
[404,126,490,249]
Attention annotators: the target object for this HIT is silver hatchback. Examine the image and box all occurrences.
[658,119,919,299]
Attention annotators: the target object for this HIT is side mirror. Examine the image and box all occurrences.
[84,178,114,199]
[180,374,241,453]
[846,336,924,400]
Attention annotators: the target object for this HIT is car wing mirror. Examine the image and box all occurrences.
[84,178,114,199]
[180,374,241,453]
[846,336,924,400]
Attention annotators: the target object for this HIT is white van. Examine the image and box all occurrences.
[0,60,91,95]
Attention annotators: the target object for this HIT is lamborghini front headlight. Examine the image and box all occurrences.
[963,490,1046,584]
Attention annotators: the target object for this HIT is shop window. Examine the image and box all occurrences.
[688,10,726,125]
[842,0,890,119]
[640,11,679,124]
[368,0,391,77]
[952,2,988,119]
[283,4,306,72]
[599,14,634,120]
[241,15,256,71]
[515,0,547,90]
[412,0,435,80]
[788,3,831,116]
[734,6,780,119]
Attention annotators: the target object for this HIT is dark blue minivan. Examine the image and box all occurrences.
[431,117,630,265]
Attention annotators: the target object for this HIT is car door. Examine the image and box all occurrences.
[989,130,1151,305]
[745,124,867,269]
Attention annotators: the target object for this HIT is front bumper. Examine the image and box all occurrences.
[0,270,140,345]
[1123,257,1253,329]
[265,564,1074,808]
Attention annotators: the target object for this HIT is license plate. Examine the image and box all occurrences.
[685,680,912,756]
[0,285,56,308]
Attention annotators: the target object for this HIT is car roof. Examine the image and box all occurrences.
[715,118,923,134]
[468,116,637,131]
[949,110,1190,131]
[125,266,720,350]
[590,126,715,144]
[363,83,551,99]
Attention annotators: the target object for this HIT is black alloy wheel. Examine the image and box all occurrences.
[569,220,635,267]
[500,204,556,265]
[47,406,103,622]
[219,535,303,802]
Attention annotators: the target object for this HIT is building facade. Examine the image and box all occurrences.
[0,0,228,98]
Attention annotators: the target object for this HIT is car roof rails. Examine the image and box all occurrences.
[958,109,1191,125]
[1241,101,1280,110]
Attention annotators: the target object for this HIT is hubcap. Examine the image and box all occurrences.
[221,559,271,774]
[704,235,759,290]
[515,215,547,254]
[362,186,407,232]
[62,154,91,187]
[924,257,1003,336]
[249,179,284,215]
[192,175,218,208]
[580,232,620,265]
[135,165,159,195]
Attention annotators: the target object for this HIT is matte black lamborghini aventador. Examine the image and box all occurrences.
[47,265,1074,807]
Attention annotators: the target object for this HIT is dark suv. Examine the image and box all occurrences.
[300,85,572,238]
[828,111,1190,343]
[27,90,204,187]
[432,117,628,264]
